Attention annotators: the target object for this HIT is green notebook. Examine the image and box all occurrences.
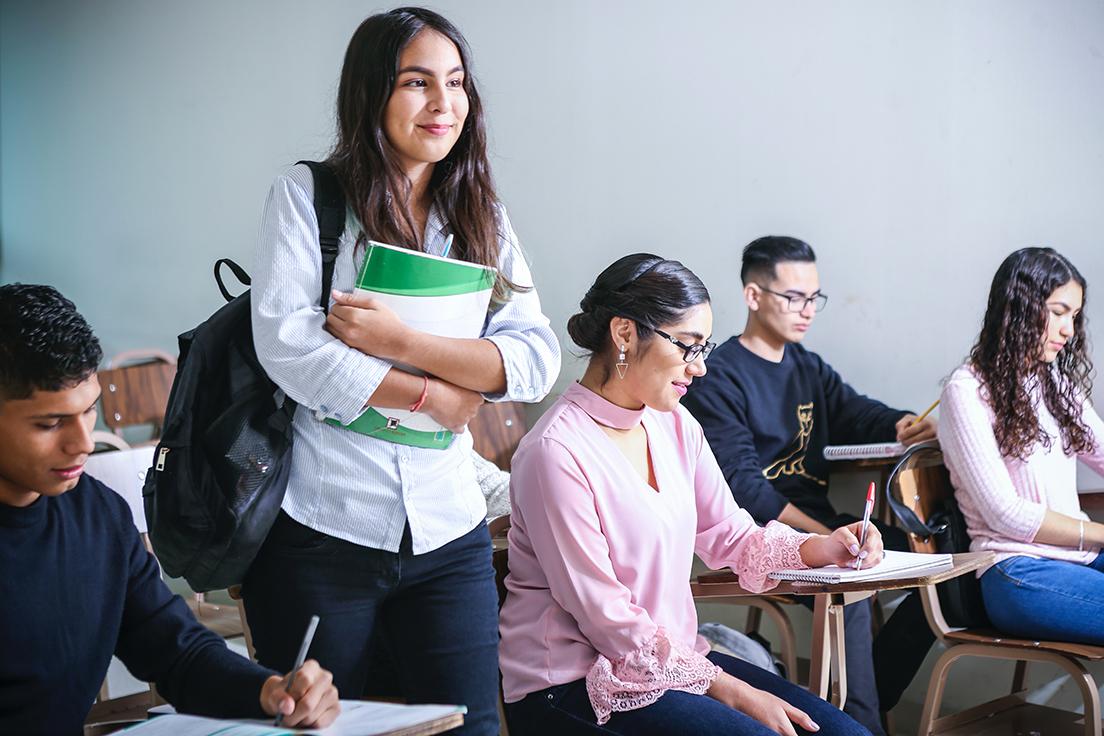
[327,240,496,450]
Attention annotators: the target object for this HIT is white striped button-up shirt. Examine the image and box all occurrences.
[252,164,560,554]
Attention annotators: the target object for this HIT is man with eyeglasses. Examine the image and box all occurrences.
[683,235,937,734]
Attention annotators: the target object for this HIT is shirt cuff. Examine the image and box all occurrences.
[584,627,721,726]
[480,334,546,403]
[311,349,391,423]
[735,521,814,594]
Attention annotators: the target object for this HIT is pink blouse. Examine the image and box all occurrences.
[939,364,1104,575]
[498,382,811,724]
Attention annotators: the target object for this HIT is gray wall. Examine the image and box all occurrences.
[3,0,1104,439]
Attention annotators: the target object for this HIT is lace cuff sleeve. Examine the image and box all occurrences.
[584,627,721,725]
[734,520,813,593]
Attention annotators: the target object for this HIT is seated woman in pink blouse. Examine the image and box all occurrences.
[939,247,1104,644]
[499,254,880,736]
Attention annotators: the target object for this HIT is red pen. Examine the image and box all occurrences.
[855,482,875,571]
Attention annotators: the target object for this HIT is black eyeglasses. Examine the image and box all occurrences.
[654,329,716,363]
[754,284,828,313]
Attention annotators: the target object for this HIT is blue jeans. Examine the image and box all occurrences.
[242,512,501,736]
[504,651,870,736]
[979,551,1104,644]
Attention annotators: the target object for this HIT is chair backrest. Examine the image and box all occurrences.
[98,354,176,439]
[470,401,527,470]
[889,444,995,633]
[892,450,955,555]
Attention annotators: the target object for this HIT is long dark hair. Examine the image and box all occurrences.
[970,247,1094,459]
[567,254,710,383]
[327,8,510,295]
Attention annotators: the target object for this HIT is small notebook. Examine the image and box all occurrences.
[768,549,953,584]
[822,442,906,461]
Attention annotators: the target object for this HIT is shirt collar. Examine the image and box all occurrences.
[564,381,646,430]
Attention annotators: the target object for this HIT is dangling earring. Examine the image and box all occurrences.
[616,345,628,379]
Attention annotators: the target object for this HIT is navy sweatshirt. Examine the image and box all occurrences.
[0,474,275,735]
[683,338,907,526]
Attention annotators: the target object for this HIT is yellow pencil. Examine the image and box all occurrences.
[911,398,940,425]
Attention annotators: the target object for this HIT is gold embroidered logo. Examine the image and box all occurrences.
[762,402,827,486]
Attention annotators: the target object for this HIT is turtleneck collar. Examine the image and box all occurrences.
[564,381,646,430]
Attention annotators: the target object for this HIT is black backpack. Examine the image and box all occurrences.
[885,442,992,628]
[143,161,346,592]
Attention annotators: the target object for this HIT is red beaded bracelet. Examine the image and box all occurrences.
[409,375,430,413]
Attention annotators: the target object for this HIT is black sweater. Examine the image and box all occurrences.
[0,474,275,735]
[683,338,907,526]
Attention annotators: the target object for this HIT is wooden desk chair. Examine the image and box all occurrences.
[98,350,242,625]
[97,350,176,443]
[470,401,528,471]
[693,587,802,684]
[889,444,1104,736]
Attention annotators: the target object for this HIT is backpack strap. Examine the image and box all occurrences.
[297,160,346,314]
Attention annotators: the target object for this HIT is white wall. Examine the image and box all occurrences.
[2,0,1103,420]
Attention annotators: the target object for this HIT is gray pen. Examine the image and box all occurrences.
[274,614,321,727]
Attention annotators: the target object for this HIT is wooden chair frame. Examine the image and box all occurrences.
[890,445,1104,736]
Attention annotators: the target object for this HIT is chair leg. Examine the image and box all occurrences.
[919,643,1102,736]
[235,598,255,660]
[828,601,848,708]
[744,606,763,636]
[1011,659,1028,693]
[917,645,962,736]
[808,596,832,701]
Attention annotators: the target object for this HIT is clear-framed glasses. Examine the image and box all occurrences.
[654,329,716,363]
[755,284,828,313]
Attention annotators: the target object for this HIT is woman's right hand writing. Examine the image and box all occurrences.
[706,671,819,735]
[424,378,484,434]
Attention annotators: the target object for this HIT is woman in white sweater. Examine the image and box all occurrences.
[939,247,1104,644]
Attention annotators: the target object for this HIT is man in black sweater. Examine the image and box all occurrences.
[0,284,340,735]
[683,236,938,732]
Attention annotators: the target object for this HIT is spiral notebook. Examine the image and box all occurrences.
[822,442,906,461]
[768,550,953,584]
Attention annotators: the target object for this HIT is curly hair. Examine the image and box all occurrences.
[0,284,102,401]
[969,247,1094,460]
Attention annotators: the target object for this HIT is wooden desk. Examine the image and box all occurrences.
[692,552,995,709]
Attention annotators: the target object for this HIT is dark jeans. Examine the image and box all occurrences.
[242,512,500,736]
[821,514,937,718]
[980,551,1104,644]
[505,650,870,736]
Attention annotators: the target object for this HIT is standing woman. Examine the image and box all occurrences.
[499,254,876,736]
[244,8,560,734]
[940,247,1104,644]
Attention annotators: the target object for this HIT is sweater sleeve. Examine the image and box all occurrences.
[816,353,908,444]
[512,437,720,725]
[111,499,275,717]
[938,373,1046,543]
[682,368,790,523]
